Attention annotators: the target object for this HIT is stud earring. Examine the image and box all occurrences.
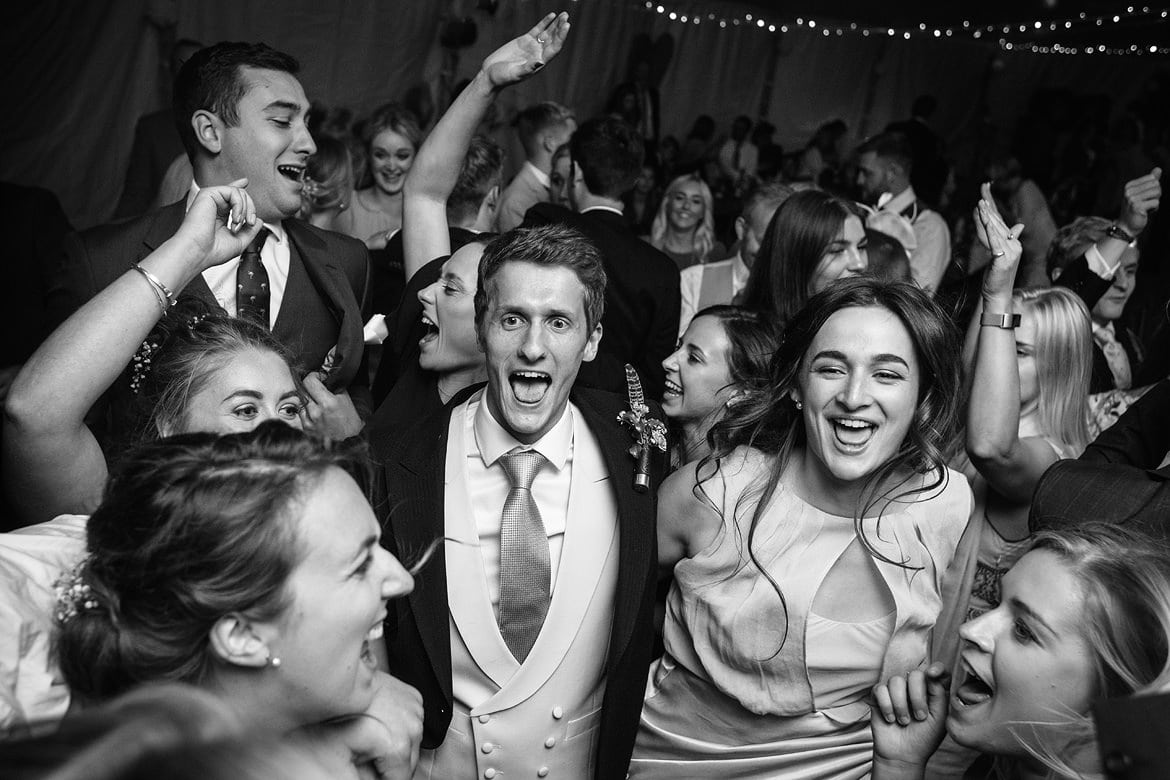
[267,653,281,668]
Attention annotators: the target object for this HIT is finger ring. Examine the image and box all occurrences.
[537,37,546,43]
[993,251,1006,258]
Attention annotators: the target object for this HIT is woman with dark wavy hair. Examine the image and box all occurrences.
[738,188,868,330]
[631,277,973,778]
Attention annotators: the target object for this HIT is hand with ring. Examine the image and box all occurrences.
[976,182,1025,295]
[481,12,570,89]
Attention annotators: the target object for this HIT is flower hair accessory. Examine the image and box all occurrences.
[54,558,100,624]
[129,340,160,395]
[617,364,667,493]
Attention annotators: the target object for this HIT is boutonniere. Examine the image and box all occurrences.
[616,364,667,493]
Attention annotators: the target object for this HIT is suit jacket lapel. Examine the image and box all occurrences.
[283,220,363,391]
[571,390,655,675]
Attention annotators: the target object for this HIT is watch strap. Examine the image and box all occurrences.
[980,311,1021,329]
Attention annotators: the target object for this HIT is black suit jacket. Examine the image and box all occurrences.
[374,385,662,780]
[1031,379,1170,539]
[522,203,680,400]
[46,200,372,436]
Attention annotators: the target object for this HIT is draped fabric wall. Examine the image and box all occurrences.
[0,0,1156,229]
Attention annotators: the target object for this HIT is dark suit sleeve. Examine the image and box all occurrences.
[642,263,681,398]
[1053,253,1113,312]
[346,244,374,421]
[1081,379,1170,468]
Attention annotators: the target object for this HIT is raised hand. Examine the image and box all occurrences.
[871,662,951,776]
[174,179,263,270]
[481,12,570,89]
[1118,167,1162,238]
[975,182,1024,295]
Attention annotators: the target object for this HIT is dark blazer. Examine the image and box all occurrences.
[374,385,662,780]
[522,203,680,400]
[46,200,372,434]
[1031,379,1170,540]
[1053,253,1145,394]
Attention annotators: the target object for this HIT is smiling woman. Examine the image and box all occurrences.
[872,522,1170,780]
[649,173,720,270]
[633,277,972,779]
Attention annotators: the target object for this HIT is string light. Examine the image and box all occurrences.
[630,0,1167,56]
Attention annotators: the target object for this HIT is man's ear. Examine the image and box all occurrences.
[734,215,746,243]
[192,110,224,155]
[208,614,272,669]
[582,322,603,363]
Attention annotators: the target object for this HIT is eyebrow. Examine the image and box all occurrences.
[220,389,301,404]
[685,342,706,357]
[347,534,379,571]
[1008,596,1056,637]
[811,349,909,369]
[263,100,303,114]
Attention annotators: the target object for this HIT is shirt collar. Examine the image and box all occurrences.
[581,204,624,217]
[732,250,751,286]
[186,180,286,245]
[525,161,551,189]
[879,185,917,215]
[473,390,574,471]
[1092,320,1117,340]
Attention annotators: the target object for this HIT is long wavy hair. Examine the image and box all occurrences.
[650,173,716,264]
[1014,287,1093,456]
[738,188,862,329]
[700,277,961,648]
[998,523,1170,778]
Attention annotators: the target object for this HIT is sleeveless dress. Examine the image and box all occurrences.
[629,448,972,779]
[0,515,88,733]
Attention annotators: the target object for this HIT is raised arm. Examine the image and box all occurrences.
[1054,168,1161,309]
[965,184,1059,502]
[2,184,262,526]
[402,12,570,282]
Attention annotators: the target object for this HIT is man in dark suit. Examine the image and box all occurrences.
[47,41,371,439]
[523,116,679,399]
[375,224,662,779]
[1031,378,1170,540]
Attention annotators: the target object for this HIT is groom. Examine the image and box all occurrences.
[373,223,663,779]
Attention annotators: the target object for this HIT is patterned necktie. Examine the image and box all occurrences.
[497,449,550,663]
[1094,325,1133,390]
[237,227,271,329]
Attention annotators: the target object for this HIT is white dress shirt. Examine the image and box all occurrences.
[466,394,575,611]
[881,186,950,295]
[187,182,290,329]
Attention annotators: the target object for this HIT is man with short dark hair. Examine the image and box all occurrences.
[496,102,576,231]
[377,223,662,780]
[524,116,680,398]
[857,130,951,294]
[48,41,373,441]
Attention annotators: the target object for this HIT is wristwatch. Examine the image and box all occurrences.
[1105,223,1136,243]
[980,312,1021,329]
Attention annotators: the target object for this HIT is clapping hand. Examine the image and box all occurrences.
[175,178,264,270]
[1118,167,1162,238]
[871,662,951,775]
[974,182,1024,295]
[481,12,571,89]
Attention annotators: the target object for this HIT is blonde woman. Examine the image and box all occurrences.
[649,173,722,270]
[960,185,1093,626]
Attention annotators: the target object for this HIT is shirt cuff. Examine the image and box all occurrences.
[1085,244,1121,279]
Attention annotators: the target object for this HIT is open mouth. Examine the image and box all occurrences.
[419,314,439,346]
[953,657,994,708]
[277,164,305,183]
[830,417,876,449]
[510,371,552,404]
[359,620,384,670]
[663,379,683,398]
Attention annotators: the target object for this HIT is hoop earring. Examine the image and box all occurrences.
[794,400,803,410]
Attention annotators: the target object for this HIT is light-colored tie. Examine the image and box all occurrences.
[1094,325,1133,390]
[497,449,550,663]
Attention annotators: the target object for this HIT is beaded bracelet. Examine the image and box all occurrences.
[131,264,176,315]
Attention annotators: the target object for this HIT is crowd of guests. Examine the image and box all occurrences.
[2,10,1170,780]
